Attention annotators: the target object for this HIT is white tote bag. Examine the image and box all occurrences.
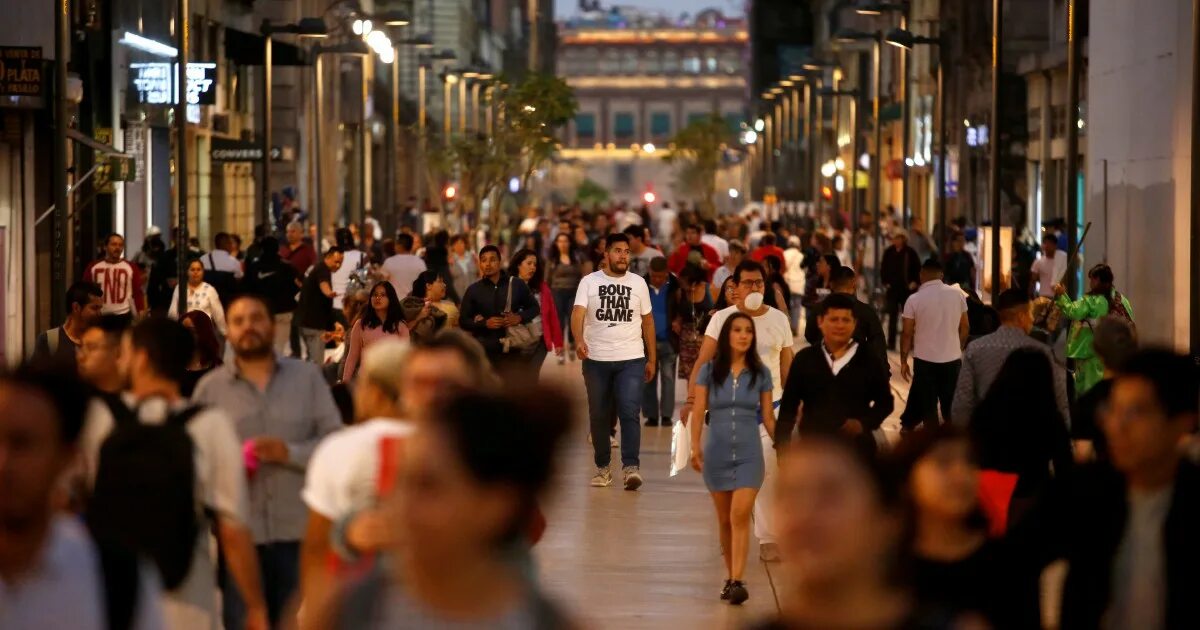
[670,416,692,477]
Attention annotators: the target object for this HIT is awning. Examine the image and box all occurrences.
[224,27,309,66]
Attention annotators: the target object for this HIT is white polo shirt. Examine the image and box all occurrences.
[902,280,968,363]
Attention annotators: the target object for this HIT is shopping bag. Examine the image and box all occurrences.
[670,416,692,477]
[978,470,1019,538]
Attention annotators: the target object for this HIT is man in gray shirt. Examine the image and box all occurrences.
[951,288,1070,425]
[193,294,340,629]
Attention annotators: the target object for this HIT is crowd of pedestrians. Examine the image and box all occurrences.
[5,198,1199,630]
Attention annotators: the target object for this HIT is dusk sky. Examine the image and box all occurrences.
[552,0,744,20]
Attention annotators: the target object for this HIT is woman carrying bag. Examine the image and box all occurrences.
[508,249,563,381]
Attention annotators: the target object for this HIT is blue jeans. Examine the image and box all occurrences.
[642,340,677,421]
[582,357,646,469]
[221,541,299,630]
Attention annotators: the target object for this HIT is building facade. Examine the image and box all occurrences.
[552,7,749,208]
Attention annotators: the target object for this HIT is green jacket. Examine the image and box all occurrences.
[1055,291,1135,360]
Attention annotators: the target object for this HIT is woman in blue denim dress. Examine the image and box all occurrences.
[689,312,776,606]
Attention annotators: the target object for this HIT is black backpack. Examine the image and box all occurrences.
[202,252,239,307]
[87,395,203,591]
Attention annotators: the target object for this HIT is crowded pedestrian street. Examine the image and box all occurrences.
[5,0,1200,629]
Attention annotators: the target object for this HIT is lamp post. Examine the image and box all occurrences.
[443,71,457,141]
[834,30,884,275]
[261,18,328,231]
[311,41,369,248]
[176,0,190,317]
[885,28,944,250]
[989,0,1004,305]
[856,3,910,227]
[822,87,861,263]
[1065,0,1082,297]
[415,50,457,207]
[385,34,431,223]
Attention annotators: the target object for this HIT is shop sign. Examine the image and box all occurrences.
[96,128,115,193]
[0,46,44,102]
[211,137,283,162]
[124,122,146,182]
[130,62,216,106]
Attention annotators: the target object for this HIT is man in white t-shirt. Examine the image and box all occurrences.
[300,339,414,605]
[572,233,656,491]
[701,219,730,262]
[380,233,427,298]
[899,259,969,431]
[683,259,793,561]
[1029,233,1069,299]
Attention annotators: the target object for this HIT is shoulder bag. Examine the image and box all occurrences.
[502,277,543,354]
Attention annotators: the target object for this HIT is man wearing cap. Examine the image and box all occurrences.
[899,259,969,431]
[879,229,921,350]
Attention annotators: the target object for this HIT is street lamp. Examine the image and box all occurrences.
[856,1,911,228]
[261,18,328,231]
[442,70,459,141]
[821,87,862,263]
[834,29,883,271]
[310,40,369,246]
[886,27,946,252]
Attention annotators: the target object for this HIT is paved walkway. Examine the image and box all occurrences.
[531,344,912,628]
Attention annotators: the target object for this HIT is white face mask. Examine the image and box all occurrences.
[742,291,764,310]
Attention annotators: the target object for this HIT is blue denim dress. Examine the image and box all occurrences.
[698,362,773,492]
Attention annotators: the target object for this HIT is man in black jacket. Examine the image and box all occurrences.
[459,245,540,369]
[827,266,889,373]
[1016,349,1200,630]
[775,294,893,454]
[879,229,921,349]
[241,237,300,355]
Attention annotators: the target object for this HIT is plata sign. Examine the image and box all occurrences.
[0,47,44,99]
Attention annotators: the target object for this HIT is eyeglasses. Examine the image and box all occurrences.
[738,279,765,289]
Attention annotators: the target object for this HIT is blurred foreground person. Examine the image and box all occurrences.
[0,364,164,630]
[760,436,968,629]
[1019,349,1200,630]
[318,388,577,629]
[893,426,1041,628]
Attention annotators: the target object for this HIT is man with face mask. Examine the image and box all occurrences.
[950,289,1070,426]
[682,259,794,561]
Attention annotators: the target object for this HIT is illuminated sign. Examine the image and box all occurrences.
[0,47,44,100]
[130,62,216,106]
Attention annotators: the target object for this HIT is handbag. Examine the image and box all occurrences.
[670,416,692,477]
[502,277,543,354]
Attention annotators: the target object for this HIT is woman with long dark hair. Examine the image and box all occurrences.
[892,425,1041,628]
[970,349,1073,505]
[546,232,586,363]
[1054,263,1136,396]
[180,309,223,397]
[507,248,563,379]
[342,281,410,381]
[689,313,775,605]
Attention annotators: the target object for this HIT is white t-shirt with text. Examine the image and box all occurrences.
[574,270,653,362]
[704,304,794,402]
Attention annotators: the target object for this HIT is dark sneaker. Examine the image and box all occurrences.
[719,579,733,601]
[661,416,672,426]
[622,466,643,491]
[644,417,659,427]
[759,542,781,563]
[590,467,612,487]
[727,580,749,605]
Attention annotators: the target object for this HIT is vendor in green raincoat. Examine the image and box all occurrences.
[1053,263,1135,397]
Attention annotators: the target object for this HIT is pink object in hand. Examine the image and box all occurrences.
[243,440,259,479]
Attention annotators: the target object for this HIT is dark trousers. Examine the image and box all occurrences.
[222,540,300,630]
[582,358,646,469]
[551,288,575,344]
[884,290,910,349]
[641,340,677,421]
[901,358,961,429]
